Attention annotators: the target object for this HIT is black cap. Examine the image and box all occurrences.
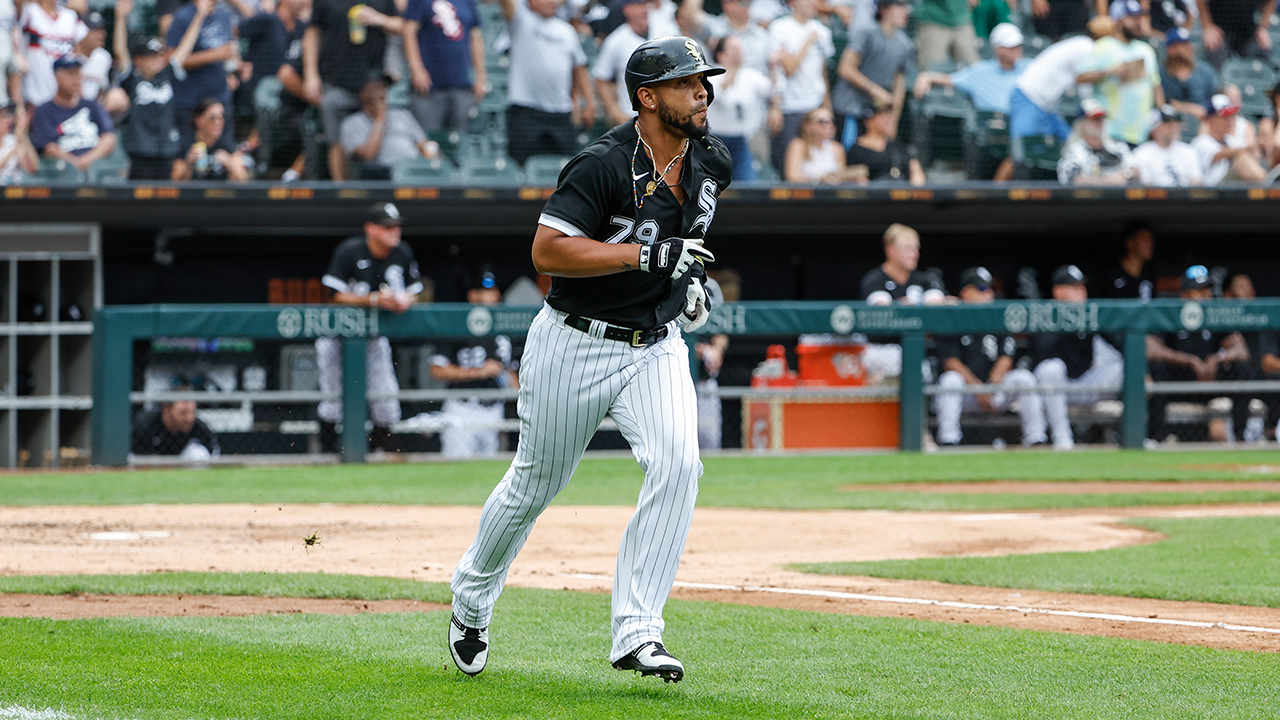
[52,56,82,72]
[83,11,106,29]
[1051,264,1087,286]
[1181,264,1210,290]
[366,202,402,227]
[132,37,165,57]
[958,266,994,290]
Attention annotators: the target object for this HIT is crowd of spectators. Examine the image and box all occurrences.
[3,0,1280,184]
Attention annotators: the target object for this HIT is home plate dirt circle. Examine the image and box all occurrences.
[1,502,1279,652]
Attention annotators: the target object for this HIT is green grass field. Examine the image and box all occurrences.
[798,515,1280,607]
[3,449,1280,510]
[3,450,1280,718]
[1,581,1277,720]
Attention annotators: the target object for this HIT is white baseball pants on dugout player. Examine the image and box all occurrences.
[1033,336,1125,449]
[315,336,402,426]
[933,368,1046,446]
[452,304,701,662]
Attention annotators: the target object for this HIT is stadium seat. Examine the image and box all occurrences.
[1023,33,1053,57]
[912,85,972,166]
[88,146,131,184]
[428,130,462,163]
[458,154,523,184]
[387,79,411,109]
[1220,59,1277,118]
[30,158,85,184]
[1179,113,1200,143]
[392,156,457,184]
[1010,134,1062,180]
[522,154,570,185]
[963,111,1009,179]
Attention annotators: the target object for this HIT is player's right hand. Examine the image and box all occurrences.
[639,238,714,279]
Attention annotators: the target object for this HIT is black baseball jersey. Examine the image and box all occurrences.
[936,333,1017,380]
[1033,332,1112,379]
[1166,329,1227,360]
[131,408,219,455]
[431,335,516,391]
[538,123,734,329]
[860,267,946,304]
[321,236,424,297]
[1100,263,1156,300]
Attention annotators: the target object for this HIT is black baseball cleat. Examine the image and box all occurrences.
[612,641,684,683]
[448,614,489,676]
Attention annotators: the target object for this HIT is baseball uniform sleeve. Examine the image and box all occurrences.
[322,241,357,293]
[935,336,961,362]
[539,153,615,240]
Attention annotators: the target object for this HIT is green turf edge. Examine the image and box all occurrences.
[4,449,1280,511]
[792,515,1280,608]
[0,585,1276,720]
[0,572,453,603]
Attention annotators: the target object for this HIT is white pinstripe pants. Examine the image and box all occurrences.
[451,304,702,662]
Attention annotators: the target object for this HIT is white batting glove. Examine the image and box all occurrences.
[681,276,712,332]
[640,237,715,279]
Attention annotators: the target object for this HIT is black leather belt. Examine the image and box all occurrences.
[564,314,668,347]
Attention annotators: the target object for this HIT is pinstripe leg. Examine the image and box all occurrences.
[606,332,702,662]
[366,337,401,426]
[451,308,629,628]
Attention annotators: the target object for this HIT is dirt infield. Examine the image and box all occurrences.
[2,502,1279,651]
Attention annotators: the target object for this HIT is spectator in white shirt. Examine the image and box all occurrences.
[20,0,89,107]
[708,35,774,180]
[1009,16,1115,141]
[1130,104,1201,186]
[500,0,595,164]
[75,11,111,102]
[767,0,834,174]
[684,0,771,76]
[1056,98,1134,185]
[595,0,649,128]
[1191,93,1266,185]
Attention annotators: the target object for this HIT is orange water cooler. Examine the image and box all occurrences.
[743,339,899,450]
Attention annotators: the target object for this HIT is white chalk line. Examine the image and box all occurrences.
[568,573,1280,636]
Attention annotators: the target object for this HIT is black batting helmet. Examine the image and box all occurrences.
[624,36,724,112]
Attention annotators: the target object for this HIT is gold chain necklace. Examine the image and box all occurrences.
[632,121,688,209]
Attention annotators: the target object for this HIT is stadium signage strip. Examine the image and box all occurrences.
[220,300,1280,339]
[570,574,1280,636]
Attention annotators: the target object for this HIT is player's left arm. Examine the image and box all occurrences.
[988,354,1013,384]
[532,226,647,277]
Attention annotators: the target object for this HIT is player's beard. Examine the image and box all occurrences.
[657,99,709,140]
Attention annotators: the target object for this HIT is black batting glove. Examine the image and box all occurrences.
[638,237,715,279]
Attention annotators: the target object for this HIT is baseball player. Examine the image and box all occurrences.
[1031,264,1124,450]
[448,36,732,684]
[933,267,1046,447]
[859,224,947,380]
[317,202,423,452]
[429,269,519,458]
